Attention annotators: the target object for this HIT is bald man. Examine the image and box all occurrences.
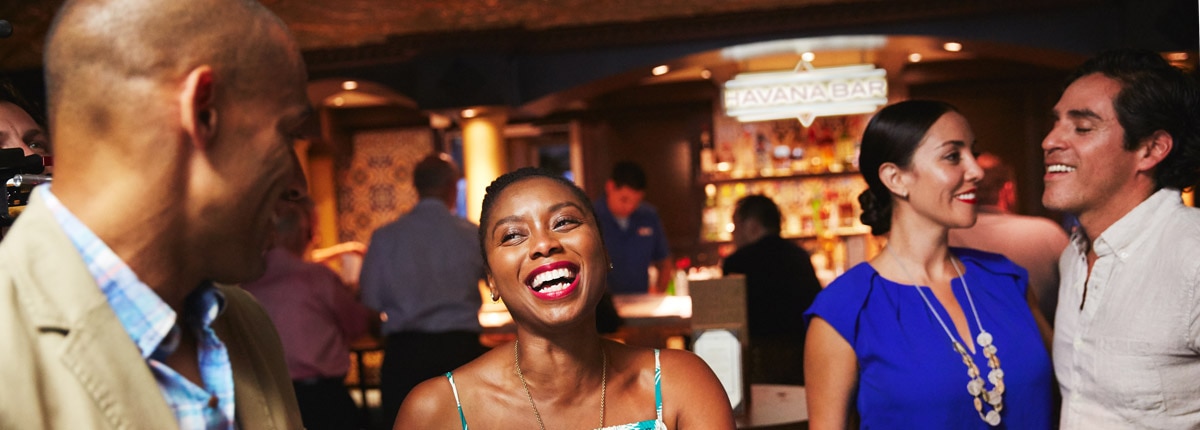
[0,0,310,428]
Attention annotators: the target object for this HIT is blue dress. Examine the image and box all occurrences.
[804,248,1053,429]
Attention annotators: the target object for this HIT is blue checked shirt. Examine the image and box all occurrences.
[40,186,237,430]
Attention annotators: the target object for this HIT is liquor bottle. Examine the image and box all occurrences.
[699,128,715,174]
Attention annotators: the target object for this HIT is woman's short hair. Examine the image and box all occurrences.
[477,167,602,270]
[857,100,959,235]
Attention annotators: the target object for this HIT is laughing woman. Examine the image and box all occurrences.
[394,168,735,430]
[804,100,1054,429]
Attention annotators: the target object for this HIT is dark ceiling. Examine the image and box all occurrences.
[2,0,1197,115]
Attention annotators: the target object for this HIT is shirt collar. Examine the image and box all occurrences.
[1079,188,1183,260]
[38,186,225,359]
[416,197,450,212]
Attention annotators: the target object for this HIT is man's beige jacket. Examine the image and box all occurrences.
[0,194,303,429]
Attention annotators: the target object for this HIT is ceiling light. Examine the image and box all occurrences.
[908,53,923,63]
[801,52,816,62]
[429,113,451,129]
[461,108,477,119]
[332,97,345,106]
[943,42,963,52]
[341,80,358,91]
[700,69,712,79]
[1167,52,1190,61]
[652,65,670,76]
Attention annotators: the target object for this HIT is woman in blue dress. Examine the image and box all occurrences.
[394,168,735,429]
[804,100,1054,429]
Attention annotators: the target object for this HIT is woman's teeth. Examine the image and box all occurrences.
[531,267,574,291]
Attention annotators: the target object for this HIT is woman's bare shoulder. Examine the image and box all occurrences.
[392,374,461,430]
[657,348,737,429]
[393,344,513,429]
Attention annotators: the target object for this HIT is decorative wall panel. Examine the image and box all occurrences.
[337,128,433,246]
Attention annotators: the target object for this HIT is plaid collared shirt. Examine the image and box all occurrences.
[40,186,236,430]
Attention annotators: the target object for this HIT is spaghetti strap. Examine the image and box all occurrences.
[445,372,468,430]
[594,348,666,430]
[654,349,663,423]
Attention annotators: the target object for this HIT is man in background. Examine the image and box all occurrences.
[949,152,1068,323]
[595,161,673,294]
[360,153,487,424]
[0,79,51,239]
[722,194,821,385]
[1044,49,1200,428]
[0,0,310,427]
[243,157,377,430]
[0,78,49,158]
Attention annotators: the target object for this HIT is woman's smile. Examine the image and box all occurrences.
[524,260,580,300]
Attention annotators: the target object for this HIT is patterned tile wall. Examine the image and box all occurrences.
[337,127,433,246]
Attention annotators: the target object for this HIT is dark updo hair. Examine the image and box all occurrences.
[477,167,603,271]
[857,100,960,235]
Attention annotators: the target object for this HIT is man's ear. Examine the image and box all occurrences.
[879,162,909,199]
[180,66,217,149]
[1136,130,1173,173]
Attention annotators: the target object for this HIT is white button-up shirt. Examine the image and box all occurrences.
[1055,188,1200,429]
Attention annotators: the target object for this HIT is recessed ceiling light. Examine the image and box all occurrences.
[801,52,816,62]
[341,80,358,91]
[943,42,963,52]
[908,53,923,63]
[461,108,477,119]
[700,69,712,79]
[652,65,670,76]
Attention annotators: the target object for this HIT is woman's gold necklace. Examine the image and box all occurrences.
[885,247,1005,426]
[514,339,606,430]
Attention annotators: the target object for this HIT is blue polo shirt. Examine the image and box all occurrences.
[595,197,670,294]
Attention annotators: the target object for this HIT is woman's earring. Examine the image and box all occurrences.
[490,291,499,302]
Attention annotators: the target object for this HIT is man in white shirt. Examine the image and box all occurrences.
[1045,49,1200,429]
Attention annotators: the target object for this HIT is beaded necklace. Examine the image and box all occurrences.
[885,247,1004,426]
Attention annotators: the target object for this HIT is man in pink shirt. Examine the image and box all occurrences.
[244,163,378,430]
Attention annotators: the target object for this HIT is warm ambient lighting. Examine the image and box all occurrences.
[1167,52,1190,61]
[908,53,923,63]
[461,108,478,119]
[652,65,670,76]
[341,80,358,91]
[943,42,963,52]
[801,52,816,62]
[429,113,452,129]
[331,97,345,106]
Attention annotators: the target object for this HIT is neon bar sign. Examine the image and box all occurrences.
[724,63,888,127]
